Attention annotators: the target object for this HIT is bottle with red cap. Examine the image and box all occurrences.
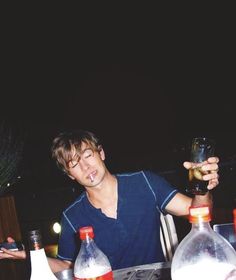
[233,208,236,233]
[171,205,236,280]
[74,226,113,280]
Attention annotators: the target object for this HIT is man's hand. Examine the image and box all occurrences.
[183,156,219,190]
[0,237,26,260]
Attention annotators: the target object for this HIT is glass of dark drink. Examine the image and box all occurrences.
[186,137,215,195]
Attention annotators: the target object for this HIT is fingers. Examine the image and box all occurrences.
[183,161,192,169]
[207,178,219,190]
[183,161,218,171]
[0,249,15,259]
[207,156,219,164]
[0,248,26,260]
[183,156,220,191]
[201,163,219,173]
[183,157,219,171]
[203,170,219,180]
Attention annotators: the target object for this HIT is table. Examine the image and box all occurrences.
[54,262,171,280]
[113,261,171,280]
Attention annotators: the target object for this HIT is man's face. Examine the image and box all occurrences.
[66,142,106,188]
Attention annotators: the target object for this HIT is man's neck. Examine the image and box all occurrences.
[86,174,118,219]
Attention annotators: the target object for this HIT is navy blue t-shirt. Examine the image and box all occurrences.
[57,170,178,270]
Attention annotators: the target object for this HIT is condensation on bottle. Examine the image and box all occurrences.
[74,226,113,280]
[171,206,236,280]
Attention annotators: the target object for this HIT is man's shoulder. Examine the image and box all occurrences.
[63,192,87,215]
[116,170,160,179]
[116,170,143,177]
[116,170,165,188]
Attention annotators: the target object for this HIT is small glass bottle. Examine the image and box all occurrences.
[74,226,113,280]
[171,206,236,280]
[28,229,58,280]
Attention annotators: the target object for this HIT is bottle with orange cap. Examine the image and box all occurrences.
[233,208,236,233]
[171,205,236,280]
[73,226,113,280]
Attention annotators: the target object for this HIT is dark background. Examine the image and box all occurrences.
[1,8,235,244]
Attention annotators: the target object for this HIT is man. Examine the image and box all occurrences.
[0,129,219,273]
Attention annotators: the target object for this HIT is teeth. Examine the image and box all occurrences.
[89,174,94,182]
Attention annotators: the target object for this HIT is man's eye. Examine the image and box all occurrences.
[83,150,93,158]
[72,163,78,168]
[70,161,78,168]
[84,153,92,158]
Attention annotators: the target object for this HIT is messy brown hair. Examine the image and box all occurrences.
[51,129,100,174]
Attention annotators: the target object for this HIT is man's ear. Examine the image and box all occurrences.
[99,146,105,161]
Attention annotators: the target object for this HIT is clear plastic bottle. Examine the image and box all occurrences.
[74,226,113,280]
[171,206,236,280]
[28,229,58,280]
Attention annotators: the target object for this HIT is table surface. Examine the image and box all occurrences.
[113,261,171,280]
[54,262,171,280]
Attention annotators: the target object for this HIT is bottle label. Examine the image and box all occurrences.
[74,270,113,280]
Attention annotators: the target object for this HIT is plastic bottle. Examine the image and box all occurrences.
[74,226,113,280]
[233,208,236,233]
[171,206,236,280]
[28,229,58,280]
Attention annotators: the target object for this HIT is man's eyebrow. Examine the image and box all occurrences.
[69,148,92,160]
[81,147,93,153]
[67,153,80,164]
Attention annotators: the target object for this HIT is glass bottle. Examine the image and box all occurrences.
[28,229,58,280]
[186,137,215,195]
[74,226,113,280]
[171,206,236,280]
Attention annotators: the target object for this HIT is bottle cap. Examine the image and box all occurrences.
[233,209,236,232]
[79,226,94,240]
[233,208,236,220]
[189,205,211,223]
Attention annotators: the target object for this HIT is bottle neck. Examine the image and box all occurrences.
[82,235,94,243]
[28,230,43,251]
[191,220,212,231]
[80,236,98,252]
[31,241,43,251]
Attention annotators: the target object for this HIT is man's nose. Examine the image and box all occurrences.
[80,159,90,171]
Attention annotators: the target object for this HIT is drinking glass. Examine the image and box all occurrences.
[186,137,215,195]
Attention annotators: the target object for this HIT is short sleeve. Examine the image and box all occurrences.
[142,170,178,213]
[57,212,80,261]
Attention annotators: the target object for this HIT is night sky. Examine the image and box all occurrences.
[2,59,235,192]
[2,62,235,243]
[1,12,236,240]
